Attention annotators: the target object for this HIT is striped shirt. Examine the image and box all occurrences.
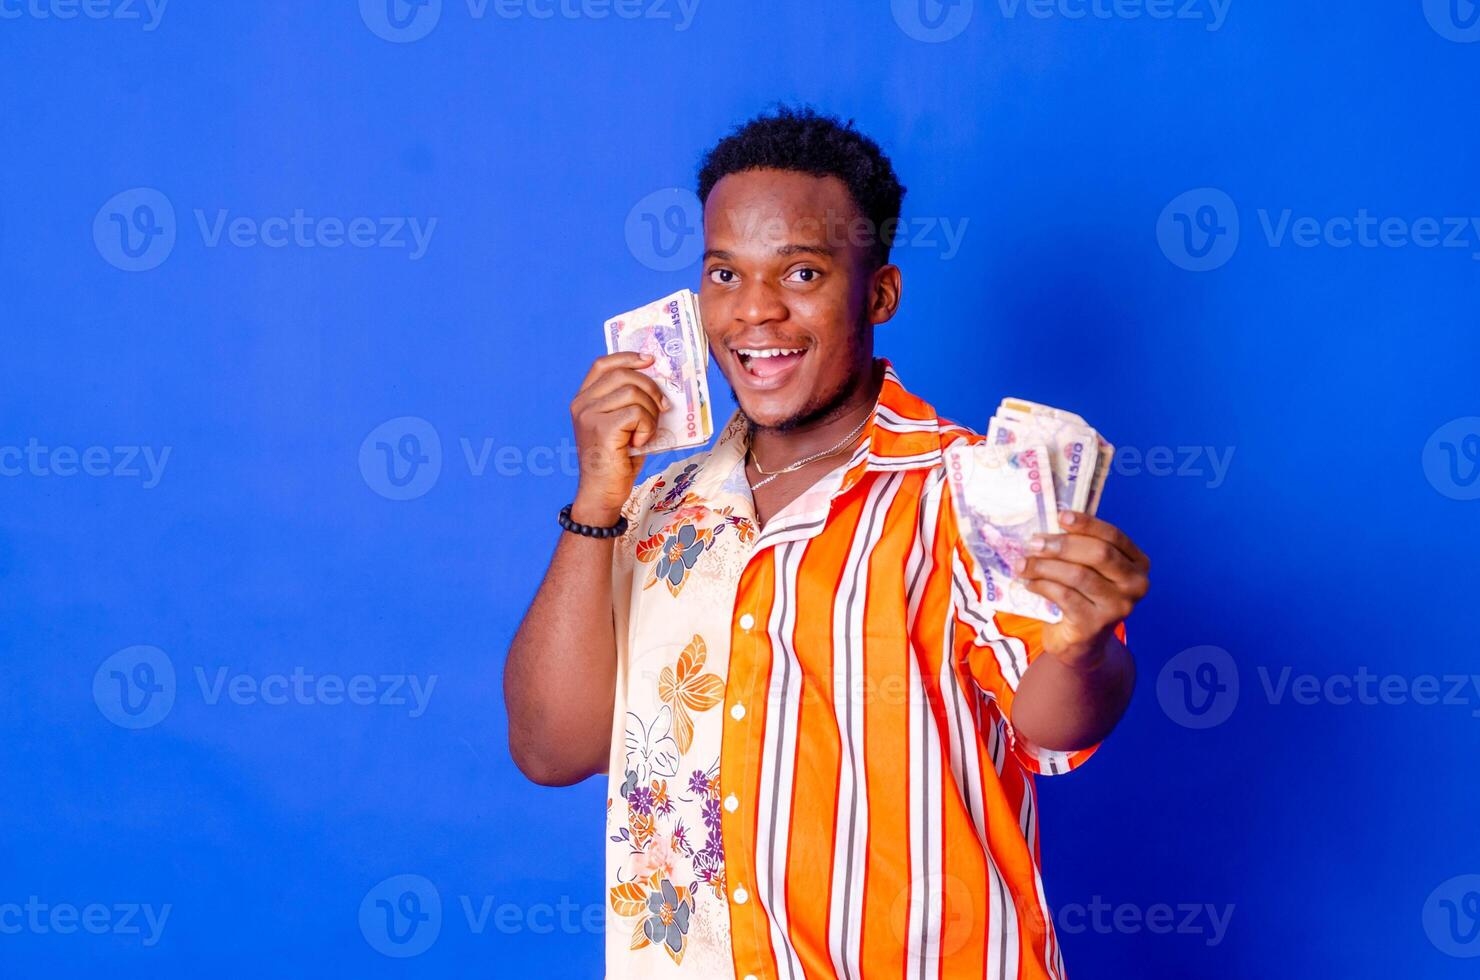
[605,359,1104,979]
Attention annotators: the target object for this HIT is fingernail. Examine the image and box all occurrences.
[1027,536,1046,553]
[1060,510,1077,526]
[661,397,671,411]
[1010,557,1026,574]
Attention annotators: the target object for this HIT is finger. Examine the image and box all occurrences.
[1027,534,1143,591]
[1057,511,1148,569]
[578,351,657,393]
[587,389,663,447]
[1015,556,1119,604]
[587,385,663,428]
[578,367,671,413]
[610,402,659,449]
[1021,577,1099,624]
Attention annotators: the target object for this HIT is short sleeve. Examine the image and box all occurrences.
[949,529,1123,777]
[611,475,658,612]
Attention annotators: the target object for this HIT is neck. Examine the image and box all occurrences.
[748,359,884,470]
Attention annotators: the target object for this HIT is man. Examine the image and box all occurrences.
[505,107,1150,979]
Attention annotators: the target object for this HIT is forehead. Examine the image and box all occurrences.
[702,168,862,245]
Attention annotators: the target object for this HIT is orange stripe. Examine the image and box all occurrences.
[858,476,917,976]
[783,493,863,978]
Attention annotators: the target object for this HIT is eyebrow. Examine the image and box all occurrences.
[703,243,835,262]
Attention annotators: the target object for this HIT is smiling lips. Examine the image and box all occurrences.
[734,346,808,385]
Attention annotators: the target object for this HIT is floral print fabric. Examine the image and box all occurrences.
[605,414,758,976]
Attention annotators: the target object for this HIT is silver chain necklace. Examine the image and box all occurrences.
[747,413,870,490]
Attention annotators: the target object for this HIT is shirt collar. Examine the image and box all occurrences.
[699,357,944,501]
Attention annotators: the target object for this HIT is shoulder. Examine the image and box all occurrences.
[936,415,987,450]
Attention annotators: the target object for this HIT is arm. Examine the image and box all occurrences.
[504,351,670,786]
[1010,511,1149,752]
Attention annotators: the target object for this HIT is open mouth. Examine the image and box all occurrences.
[734,346,809,387]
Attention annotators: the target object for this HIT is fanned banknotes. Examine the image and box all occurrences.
[603,289,713,456]
[947,398,1116,623]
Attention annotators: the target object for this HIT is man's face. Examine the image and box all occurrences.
[699,168,894,431]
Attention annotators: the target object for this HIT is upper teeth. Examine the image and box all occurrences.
[737,347,805,358]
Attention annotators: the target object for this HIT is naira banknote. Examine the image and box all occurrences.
[945,441,1064,623]
[603,288,713,456]
[988,408,1098,513]
[949,399,1116,622]
[996,398,1115,517]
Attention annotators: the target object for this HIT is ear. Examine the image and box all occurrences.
[867,262,902,327]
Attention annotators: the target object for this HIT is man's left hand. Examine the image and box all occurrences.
[1013,511,1151,669]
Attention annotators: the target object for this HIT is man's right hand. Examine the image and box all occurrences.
[569,351,670,525]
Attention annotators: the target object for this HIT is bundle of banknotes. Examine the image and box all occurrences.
[945,399,1115,623]
[604,288,714,456]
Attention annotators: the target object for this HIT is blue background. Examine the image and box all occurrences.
[4,1,1479,976]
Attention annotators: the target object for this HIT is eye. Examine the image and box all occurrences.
[786,267,821,284]
[708,268,737,284]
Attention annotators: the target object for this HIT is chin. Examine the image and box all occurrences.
[734,391,807,431]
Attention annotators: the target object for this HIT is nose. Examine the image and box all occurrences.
[734,275,789,327]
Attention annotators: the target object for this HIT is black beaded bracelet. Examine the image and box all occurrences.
[557,502,628,538]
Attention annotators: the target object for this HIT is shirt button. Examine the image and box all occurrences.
[730,702,746,721]
[724,793,739,812]
[733,886,749,905]
[738,613,755,630]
